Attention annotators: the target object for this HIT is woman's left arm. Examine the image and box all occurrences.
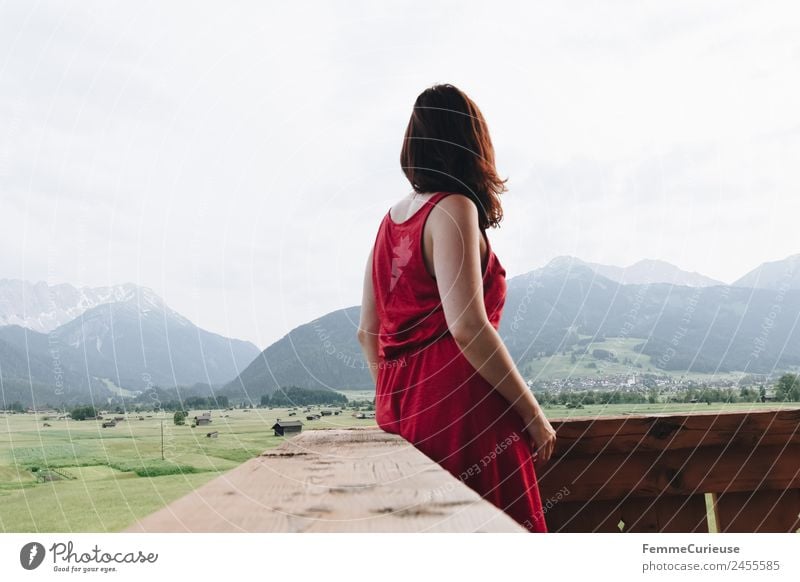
[357,248,380,384]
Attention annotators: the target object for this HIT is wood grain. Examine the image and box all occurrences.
[716,489,800,533]
[538,444,800,502]
[124,428,525,533]
[544,494,708,533]
[550,408,800,456]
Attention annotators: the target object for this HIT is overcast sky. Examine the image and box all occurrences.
[2,1,799,348]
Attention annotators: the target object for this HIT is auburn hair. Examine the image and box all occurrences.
[400,83,507,229]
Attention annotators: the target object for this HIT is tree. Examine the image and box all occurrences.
[267,386,348,407]
[70,405,98,421]
[775,373,800,402]
[174,411,187,426]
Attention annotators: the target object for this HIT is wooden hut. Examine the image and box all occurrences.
[272,420,303,437]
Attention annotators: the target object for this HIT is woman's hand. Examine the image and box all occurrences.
[525,413,557,464]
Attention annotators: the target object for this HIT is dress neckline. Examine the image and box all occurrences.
[383,191,496,279]
[386,192,446,226]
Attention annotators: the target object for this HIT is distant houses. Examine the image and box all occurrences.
[272,419,303,437]
[194,412,212,426]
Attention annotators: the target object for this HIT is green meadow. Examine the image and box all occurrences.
[520,336,747,382]
[0,406,376,532]
[540,400,800,418]
[2,398,797,532]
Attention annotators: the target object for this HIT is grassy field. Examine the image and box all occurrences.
[540,400,800,418]
[520,336,749,382]
[0,406,376,532]
[2,399,797,532]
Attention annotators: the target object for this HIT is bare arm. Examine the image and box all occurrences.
[357,247,380,384]
[427,195,556,463]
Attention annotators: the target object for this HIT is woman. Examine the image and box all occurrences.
[357,83,556,532]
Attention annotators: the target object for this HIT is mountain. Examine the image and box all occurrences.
[0,279,139,332]
[501,259,800,373]
[223,306,369,403]
[568,257,723,287]
[0,331,106,407]
[732,254,800,291]
[0,285,260,406]
[224,257,800,397]
[51,288,260,390]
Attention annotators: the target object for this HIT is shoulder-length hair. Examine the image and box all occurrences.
[400,83,507,229]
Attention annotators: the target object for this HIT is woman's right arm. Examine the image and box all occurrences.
[426,195,556,463]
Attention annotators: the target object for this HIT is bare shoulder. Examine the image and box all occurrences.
[429,193,479,230]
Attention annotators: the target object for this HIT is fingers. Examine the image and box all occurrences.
[543,437,555,463]
[531,434,556,464]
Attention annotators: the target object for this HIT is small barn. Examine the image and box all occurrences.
[195,412,212,426]
[102,420,117,428]
[272,420,303,437]
[206,431,219,438]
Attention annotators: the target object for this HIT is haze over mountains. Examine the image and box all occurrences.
[584,258,724,287]
[732,254,800,291]
[224,254,800,401]
[0,280,141,332]
[0,282,259,406]
[2,253,799,407]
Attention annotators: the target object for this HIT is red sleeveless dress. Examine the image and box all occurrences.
[370,191,548,532]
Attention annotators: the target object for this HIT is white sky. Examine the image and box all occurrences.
[1,1,799,348]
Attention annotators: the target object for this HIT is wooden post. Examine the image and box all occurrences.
[706,493,721,533]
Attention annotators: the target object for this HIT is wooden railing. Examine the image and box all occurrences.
[125,427,525,532]
[125,409,800,533]
[538,408,800,532]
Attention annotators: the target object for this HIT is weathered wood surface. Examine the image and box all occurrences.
[539,409,800,533]
[716,489,800,533]
[124,427,524,533]
[549,408,800,455]
[544,494,709,533]
[538,444,800,501]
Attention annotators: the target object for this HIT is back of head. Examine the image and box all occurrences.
[400,83,506,229]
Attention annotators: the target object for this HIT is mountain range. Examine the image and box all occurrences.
[585,258,724,287]
[0,279,140,332]
[0,282,259,407]
[3,253,799,407]
[222,253,800,401]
